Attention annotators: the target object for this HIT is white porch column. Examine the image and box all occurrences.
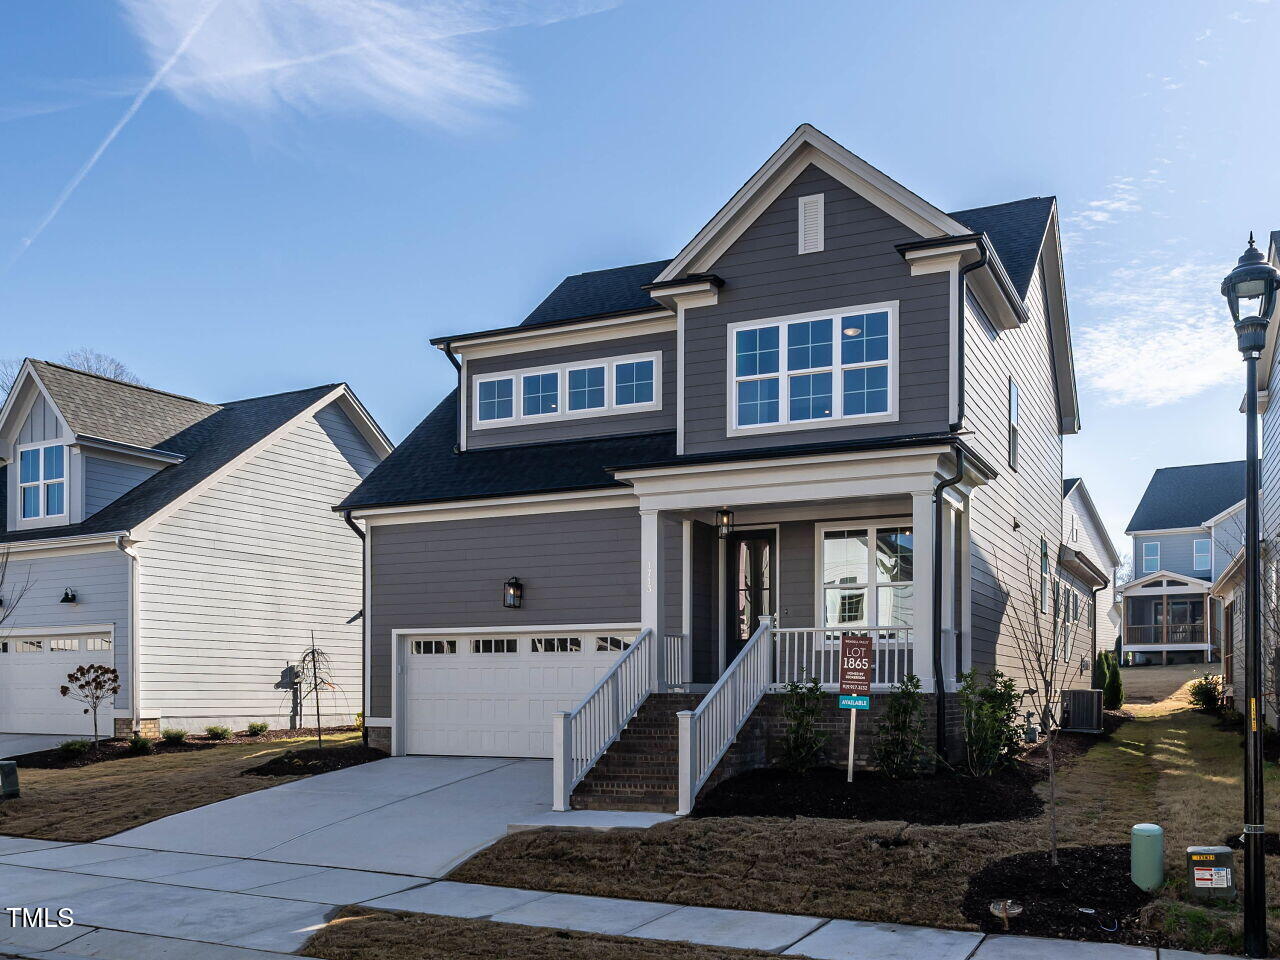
[911,490,936,693]
[641,508,666,689]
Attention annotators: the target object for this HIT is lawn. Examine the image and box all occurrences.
[451,683,1280,956]
[0,730,364,842]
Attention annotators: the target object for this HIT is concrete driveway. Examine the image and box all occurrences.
[0,733,66,759]
[107,755,553,877]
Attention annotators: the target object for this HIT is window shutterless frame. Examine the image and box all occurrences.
[470,351,661,431]
[15,441,67,520]
[1141,541,1160,573]
[1192,538,1211,572]
[725,301,899,436]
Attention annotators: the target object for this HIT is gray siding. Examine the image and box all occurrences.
[84,455,160,517]
[1063,488,1119,653]
[18,394,63,444]
[466,333,675,450]
[1211,508,1245,578]
[960,260,1078,689]
[368,508,643,717]
[682,164,951,455]
[136,400,379,730]
[0,547,133,709]
[1132,531,1209,580]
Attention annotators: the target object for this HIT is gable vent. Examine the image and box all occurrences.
[798,193,824,254]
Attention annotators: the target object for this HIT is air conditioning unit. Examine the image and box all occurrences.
[1062,688,1104,733]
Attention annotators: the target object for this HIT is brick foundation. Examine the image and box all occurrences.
[366,725,391,753]
[113,718,160,739]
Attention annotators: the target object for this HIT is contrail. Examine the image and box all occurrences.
[5,0,222,275]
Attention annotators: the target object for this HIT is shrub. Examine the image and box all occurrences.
[160,728,187,744]
[204,725,232,741]
[246,722,269,737]
[127,733,153,755]
[58,739,91,759]
[873,674,928,778]
[778,676,829,774]
[1102,653,1125,710]
[1188,674,1225,714]
[957,669,1020,777]
[355,711,364,730]
[1091,652,1110,690]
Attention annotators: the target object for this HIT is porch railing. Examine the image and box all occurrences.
[664,633,688,690]
[1125,624,1209,646]
[771,627,913,689]
[552,628,655,811]
[676,616,773,816]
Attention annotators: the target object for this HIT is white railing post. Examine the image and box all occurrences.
[759,614,774,684]
[677,709,695,815]
[552,711,572,812]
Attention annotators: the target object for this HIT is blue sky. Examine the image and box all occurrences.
[2,0,1277,553]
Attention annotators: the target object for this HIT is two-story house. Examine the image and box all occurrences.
[340,124,1087,813]
[1121,461,1245,665]
[0,359,390,739]
[1062,478,1121,661]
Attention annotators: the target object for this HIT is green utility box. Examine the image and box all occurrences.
[0,761,18,800]
[1131,823,1164,892]
[1187,846,1235,900]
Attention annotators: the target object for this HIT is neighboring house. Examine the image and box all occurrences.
[340,124,1091,813]
[1062,478,1121,662]
[0,359,390,738]
[1123,461,1245,666]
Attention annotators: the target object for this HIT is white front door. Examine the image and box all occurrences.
[0,633,115,736]
[402,632,632,758]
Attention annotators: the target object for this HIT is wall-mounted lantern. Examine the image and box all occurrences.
[503,577,523,609]
[716,509,735,540]
[59,588,77,604]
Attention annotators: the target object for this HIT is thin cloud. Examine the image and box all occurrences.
[1065,178,1142,232]
[1075,259,1239,407]
[118,0,616,127]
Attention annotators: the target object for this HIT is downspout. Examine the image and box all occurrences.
[116,536,141,736]
[342,510,369,747]
[933,447,965,758]
[441,342,463,455]
[950,242,989,432]
[1091,579,1109,669]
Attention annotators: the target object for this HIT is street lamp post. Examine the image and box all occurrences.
[1221,232,1280,960]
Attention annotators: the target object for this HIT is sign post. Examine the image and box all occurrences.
[838,634,872,783]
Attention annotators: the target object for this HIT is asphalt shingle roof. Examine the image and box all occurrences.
[2,379,338,543]
[950,197,1056,299]
[339,390,676,509]
[30,360,219,451]
[1063,477,1081,497]
[1126,461,1247,533]
[520,260,672,328]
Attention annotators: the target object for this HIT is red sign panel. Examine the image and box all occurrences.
[839,634,873,696]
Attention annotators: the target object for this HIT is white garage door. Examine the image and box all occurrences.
[0,634,115,736]
[403,632,633,758]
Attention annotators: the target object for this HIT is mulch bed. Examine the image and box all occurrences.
[962,844,1156,945]
[691,764,1043,825]
[1224,831,1280,854]
[12,725,359,770]
[242,743,387,777]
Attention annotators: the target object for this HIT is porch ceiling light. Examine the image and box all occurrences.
[503,576,523,609]
[60,588,77,604]
[716,509,735,540]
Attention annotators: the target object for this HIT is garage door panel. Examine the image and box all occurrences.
[0,639,114,736]
[403,634,630,759]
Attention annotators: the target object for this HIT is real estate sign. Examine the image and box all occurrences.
[838,633,873,783]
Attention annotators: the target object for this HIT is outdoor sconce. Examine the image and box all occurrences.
[1222,233,1280,336]
[503,576,523,609]
[59,588,77,604]
[716,508,735,540]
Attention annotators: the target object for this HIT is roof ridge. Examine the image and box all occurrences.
[948,196,1056,216]
[1153,459,1246,471]
[29,358,219,408]
[218,383,342,406]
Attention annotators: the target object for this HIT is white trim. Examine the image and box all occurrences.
[813,518,914,632]
[0,362,72,451]
[1192,538,1212,573]
[357,489,635,526]
[471,351,662,431]
[1140,541,1160,574]
[798,193,824,254]
[1120,568,1210,597]
[14,440,68,527]
[447,311,673,357]
[724,301,899,437]
[1127,525,1207,537]
[0,532,126,558]
[363,716,391,727]
[0,622,115,638]
[1206,498,1246,528]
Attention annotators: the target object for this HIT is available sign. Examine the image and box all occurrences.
[838,695,869,710]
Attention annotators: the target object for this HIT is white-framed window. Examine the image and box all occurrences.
[1007,379,1019,471]
[596,636,633,652]
[728,303,897,435]
[1193,539,1211,572]
[471,637,518,654]
[1142,541,1160,573]
[15,639,43,653]
[818,523,914,629]
[49,637,78,652]
[1040,538,1049,614]
[412,639,457,655]
[85,637,113,651]
[532,636,582,653]
[471,352,660,430]
[17,442,66,520]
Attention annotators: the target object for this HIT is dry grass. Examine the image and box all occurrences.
[1121,663,1218,703]
[0,731,361,842]
[304,906,787,960]
[453,681,1279,955]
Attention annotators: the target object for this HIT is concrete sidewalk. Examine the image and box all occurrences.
[0,836,1242,960]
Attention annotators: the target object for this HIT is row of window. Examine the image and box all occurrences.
[1140,539,1212,574]
[18,443,66,520]
[1,636,113,654]
[411,635,633,655]
[473,354,659,427]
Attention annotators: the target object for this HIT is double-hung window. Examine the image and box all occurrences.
[1193,538,1211,573]
[730,303,895,433]
[820,524,914,630]
[1008,380,1020,470]
[1142,541,1160,574]
[1039,538,1050,613]
[18,443,66,520]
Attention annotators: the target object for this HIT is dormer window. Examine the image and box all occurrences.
[471,352,661,431]
[18,443,66,519]
[522,372,560,417]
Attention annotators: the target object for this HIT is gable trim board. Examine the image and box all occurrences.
[0,362,72,461]
[1206,499,1247,528]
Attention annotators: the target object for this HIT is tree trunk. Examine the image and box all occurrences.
[91,705,99,748]
[314,660,323,750]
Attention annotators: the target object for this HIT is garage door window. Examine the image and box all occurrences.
[532,637,582,653]
[595,636,633,652]
[49,637,78,651]
[16,639,43,653]
[472,637,517,654]
[412,639,456,655]
[86,637,113,651]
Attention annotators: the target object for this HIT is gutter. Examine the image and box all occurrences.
[115,536,142,736]
[952,244,989,431]
[438,342,463,456]
[932,448,966,759]
[342,510,370,748]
